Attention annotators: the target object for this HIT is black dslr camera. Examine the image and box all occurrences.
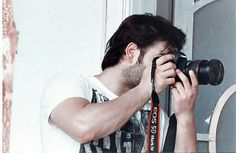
[169,51,224,85]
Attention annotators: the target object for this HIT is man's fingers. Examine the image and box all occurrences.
[176,69,191,91]
[171,87,179,97]
[159,62,176,72]
[165,78,176,85]
[155,54,174,66]
[162,69,176,78]
[174,82,185,95]
[189,70,199,92]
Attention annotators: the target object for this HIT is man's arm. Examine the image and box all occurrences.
[50,85,149,144]
[175,113,197,152]
[171,69,199,152]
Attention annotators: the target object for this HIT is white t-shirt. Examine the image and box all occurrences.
[40,72,169,153]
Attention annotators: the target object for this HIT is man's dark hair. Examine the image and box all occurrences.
[101,14,186,70]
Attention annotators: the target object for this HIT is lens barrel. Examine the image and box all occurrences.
[198,59,224,85]
[169,51,224,85]
[185,59,224,85]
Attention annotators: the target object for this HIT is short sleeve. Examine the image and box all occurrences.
[40,73,90,124]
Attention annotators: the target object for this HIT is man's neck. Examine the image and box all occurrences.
[95,66,131,96]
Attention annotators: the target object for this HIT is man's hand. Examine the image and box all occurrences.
[171,69,199,119]
[171,69,199,152]
[154,54,176,94]
[139,54,176,97]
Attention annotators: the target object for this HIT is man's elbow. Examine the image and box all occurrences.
[72,117,96,144]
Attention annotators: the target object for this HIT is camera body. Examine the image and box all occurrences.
[169,51,224,85]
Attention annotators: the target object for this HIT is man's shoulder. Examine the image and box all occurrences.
[41,71,95,101]
[41,72,94,112]
[46,71,92,86]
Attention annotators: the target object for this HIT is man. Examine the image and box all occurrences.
[40,14,198,153]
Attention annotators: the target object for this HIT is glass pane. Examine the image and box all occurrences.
[142,0,156,14]
[198,142,208,153]
[216,93,236,152]
[131,0,156,15]
[131,0,142,14]
[193,0,236,151]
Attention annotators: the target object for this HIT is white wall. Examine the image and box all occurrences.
[10,0,108,153]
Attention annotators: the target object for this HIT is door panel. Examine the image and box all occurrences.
[174,0,236,152]
[193,0,236,137]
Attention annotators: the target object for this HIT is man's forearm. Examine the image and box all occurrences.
[174,114,197,152]
[72,85,150,143]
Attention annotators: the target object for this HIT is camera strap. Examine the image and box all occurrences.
[146,57,161,153]
[163,114,177,152]
[147,57,177,153]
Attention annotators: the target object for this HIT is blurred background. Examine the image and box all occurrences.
[2,0,236,153]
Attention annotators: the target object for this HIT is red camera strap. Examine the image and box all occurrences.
[147,91,161,153]
[147,57,178,152]
[146,57,161,153]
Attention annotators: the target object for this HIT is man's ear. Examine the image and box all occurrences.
[124,42,141,64]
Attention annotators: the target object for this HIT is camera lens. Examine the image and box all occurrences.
[197,59,224,85]
[182,59,224,85]
[169,51,224,85]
